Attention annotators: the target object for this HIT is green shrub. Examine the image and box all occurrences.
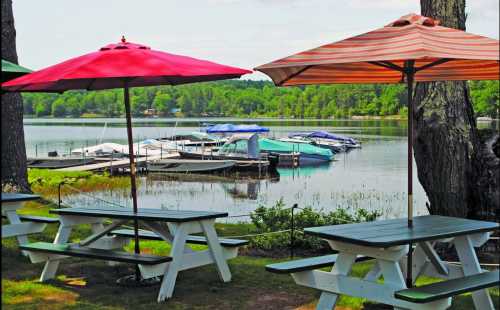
[249,199,381,252]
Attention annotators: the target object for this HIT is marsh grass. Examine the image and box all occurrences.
[28,169,130,197]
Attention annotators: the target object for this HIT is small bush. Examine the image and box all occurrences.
[249,199,381,252]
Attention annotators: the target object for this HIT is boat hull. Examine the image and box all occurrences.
[178,151,278,173]
[147,159,235,173]
[27,157,96,169]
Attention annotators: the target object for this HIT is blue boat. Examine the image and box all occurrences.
[205,123,270,134]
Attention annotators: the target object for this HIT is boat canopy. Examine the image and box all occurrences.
[220,137,332,158]
[71,143,127,156]
[220,133,260,159]
[168,132,220,141]
[205,123,270,133]
[290,131,357,145]
[260,138,333,157]
[72,139,176,156]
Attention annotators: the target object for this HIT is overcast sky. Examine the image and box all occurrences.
[12,0,500,80]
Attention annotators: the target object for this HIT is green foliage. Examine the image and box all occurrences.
[28,169,130,197]
[469,81,499,117]
[249,199,381,251]
[22,80,497,118]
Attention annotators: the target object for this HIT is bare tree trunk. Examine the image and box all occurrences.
[415,0,499,220]
[1,0,30,192]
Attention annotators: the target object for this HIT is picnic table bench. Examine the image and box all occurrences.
[266,254,371,274]
[21,206,246,302]
[1,193,58,248]
[20,242,172,265]
[110,228,248,247]
[394,270,499,304]
[267,215,499,310]
[2,214,60,224]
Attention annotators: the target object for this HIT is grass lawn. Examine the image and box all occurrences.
[2,202,498,309]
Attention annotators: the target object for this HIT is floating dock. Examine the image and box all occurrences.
[55,154,177,172]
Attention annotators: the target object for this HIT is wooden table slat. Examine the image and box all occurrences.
[305,215,499,247]
[1,193,40,203]
[50,207,228,222]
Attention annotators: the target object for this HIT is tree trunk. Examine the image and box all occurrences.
[1,0,30,192]
[415,0,499,220]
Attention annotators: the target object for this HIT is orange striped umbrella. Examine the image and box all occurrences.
[256,13,499,85]
[255,13,499,287]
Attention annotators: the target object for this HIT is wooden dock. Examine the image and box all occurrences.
[56,154,177,172]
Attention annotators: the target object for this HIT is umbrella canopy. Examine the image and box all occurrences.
[1,59,32,82]
[256,13,499,86]
[3,38,251,92]
[255,13,499,287]
[2,37,251,282]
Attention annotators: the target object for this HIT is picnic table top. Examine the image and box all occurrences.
[50,207,228,222]
[304,215,499,247]
[1,193,40,203]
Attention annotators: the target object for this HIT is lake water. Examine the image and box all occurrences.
[25,117,496,221]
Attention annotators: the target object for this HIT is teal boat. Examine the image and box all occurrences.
[220,136,333,165]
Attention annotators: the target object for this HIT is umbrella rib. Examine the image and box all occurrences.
[278,65,314,85]
[414,58,453,72]
[86,78,97,90]
[368,61,404,72]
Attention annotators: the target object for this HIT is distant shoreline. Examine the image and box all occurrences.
[23,115,410,121]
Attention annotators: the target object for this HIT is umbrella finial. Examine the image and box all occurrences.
[121,35,126,43]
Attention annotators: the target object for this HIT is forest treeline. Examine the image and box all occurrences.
[22,80,499,119]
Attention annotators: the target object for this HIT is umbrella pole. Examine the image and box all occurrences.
[406,61,415,288]
[123,83,141,282]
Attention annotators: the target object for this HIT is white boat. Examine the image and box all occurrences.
[71,143,128,158]
[71,139,177,158]
[147,159,236,173]
[158,132,226,147]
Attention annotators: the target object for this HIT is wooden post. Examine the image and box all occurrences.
[405,60,415,288]
[123,82,141,281]
[290,203,298,258]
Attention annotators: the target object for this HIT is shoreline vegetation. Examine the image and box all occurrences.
[23,114,412,120]
[2,169,498,309]
[22,80,499,119]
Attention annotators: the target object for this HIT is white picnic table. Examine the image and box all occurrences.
[1,193,44,245]
[25,207,239,302]
[295,215,499,310]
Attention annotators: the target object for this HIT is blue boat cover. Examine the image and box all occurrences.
[205,124,270,133]
[290,131,357,145]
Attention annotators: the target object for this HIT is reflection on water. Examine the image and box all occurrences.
[26,118,498,222]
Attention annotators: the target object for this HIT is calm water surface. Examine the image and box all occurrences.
[25,117,497,221]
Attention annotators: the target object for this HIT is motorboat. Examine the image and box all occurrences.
[178,133,278,173]
[71,139,177,158]
[218,134,333,165]
[27,154,96,169]
[204,123,270,137]
[158,132,225,147]
[71,143,129,158]
[280,136,345,153]
[289,131,361,150]
[147,159,236,173]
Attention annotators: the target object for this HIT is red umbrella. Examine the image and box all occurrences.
[3,36,251,282]
[255,13,499,286]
